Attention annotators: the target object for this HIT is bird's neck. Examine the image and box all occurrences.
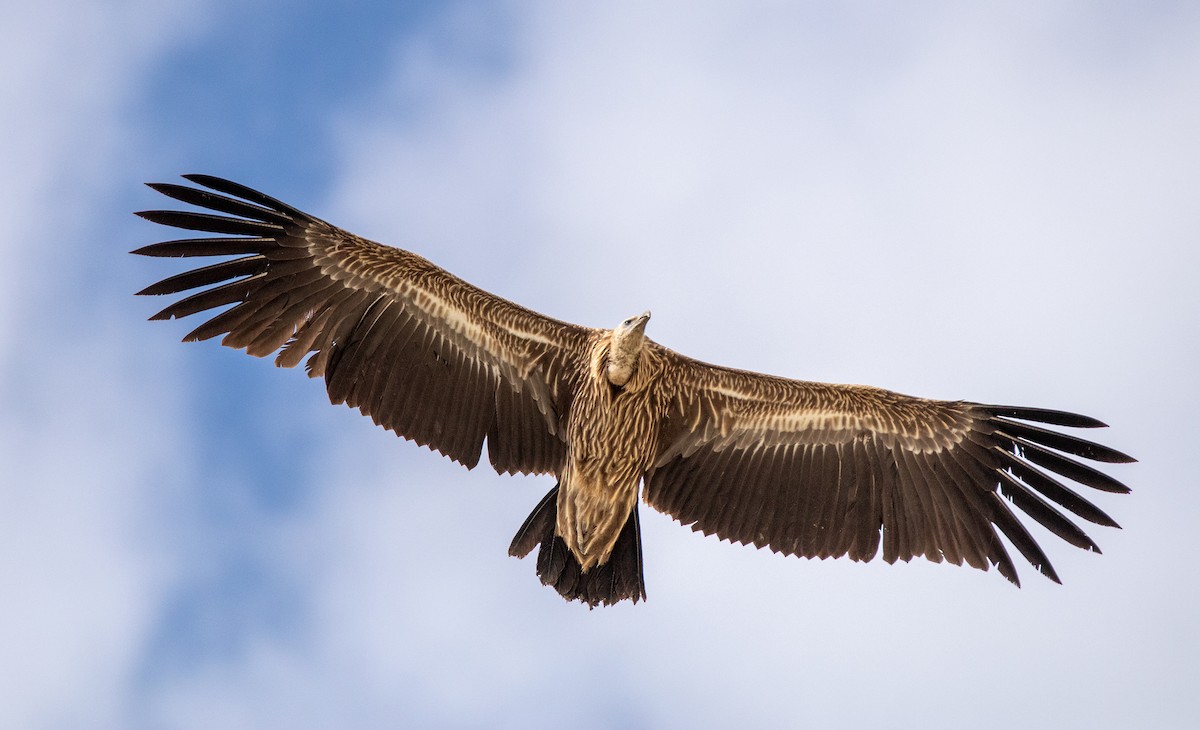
[605,334,643,387]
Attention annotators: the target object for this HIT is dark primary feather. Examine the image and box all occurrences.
[977,404,1109,428]
[135,257,269,297]
[136,209,286,237]
[131,237,276,258]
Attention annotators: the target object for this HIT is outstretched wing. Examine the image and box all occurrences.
[644,348,1133,585]
[134,174,594,475]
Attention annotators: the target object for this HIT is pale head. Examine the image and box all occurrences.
[607,310,651,387]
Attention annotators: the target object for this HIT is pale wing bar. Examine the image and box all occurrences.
[134,175,584,475]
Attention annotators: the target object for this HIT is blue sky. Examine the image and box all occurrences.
[2,1,1197,727]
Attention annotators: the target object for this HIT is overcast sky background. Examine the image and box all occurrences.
[1,1,1196,728]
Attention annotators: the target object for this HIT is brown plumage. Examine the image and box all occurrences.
[133,175,1134,607]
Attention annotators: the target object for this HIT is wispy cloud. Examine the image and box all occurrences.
[0,1,206,726]
[3,2,1196,728]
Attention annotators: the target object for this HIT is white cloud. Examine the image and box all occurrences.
[6,1,1195,728]
[0,1,207,727]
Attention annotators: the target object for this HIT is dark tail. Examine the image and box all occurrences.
[508,484,646,607]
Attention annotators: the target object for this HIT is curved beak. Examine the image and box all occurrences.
[634,310,651,334]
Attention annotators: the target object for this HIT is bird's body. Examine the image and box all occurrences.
[560,324,662,571]
[134,175,1133,607]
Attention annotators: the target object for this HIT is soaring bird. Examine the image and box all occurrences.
[134,175,1133,607]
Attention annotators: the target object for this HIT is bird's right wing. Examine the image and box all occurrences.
[134,175,596,475]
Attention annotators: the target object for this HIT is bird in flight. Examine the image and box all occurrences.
[134,175,1133,607]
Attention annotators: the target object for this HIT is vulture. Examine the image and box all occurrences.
[133,174,1133,607]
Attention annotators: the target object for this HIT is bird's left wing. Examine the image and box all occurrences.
[643,346,1133,584]
[134,175,595,476]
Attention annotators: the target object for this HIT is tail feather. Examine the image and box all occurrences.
[508,484,646,607]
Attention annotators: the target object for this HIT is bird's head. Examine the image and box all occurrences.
[607,310,651,387]
[615,310,651,338]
